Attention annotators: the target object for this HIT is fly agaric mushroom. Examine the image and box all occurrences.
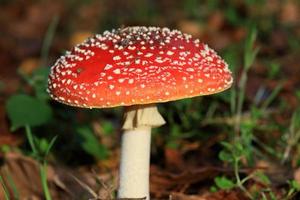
[47,26,233,199]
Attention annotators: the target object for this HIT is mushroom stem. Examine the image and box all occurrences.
[118,104,165,199]
[118,126,151,199]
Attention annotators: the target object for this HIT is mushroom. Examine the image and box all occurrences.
[47,26,233,199]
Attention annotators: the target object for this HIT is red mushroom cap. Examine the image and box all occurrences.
[47,26,233,108]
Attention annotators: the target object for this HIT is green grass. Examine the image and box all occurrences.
[25,125,54,200]
[0,176,10,200]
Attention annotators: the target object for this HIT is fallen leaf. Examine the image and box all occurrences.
[164,148,185,172]
[207,11,225,32]
[280,1,300,25]
[18,58,40,75]
[0,152,103,200]
[293,168,300,185]
[177,20,204,38]
[69,31,93,47]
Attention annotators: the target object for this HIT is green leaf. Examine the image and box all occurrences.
[220,141,233,150]
[268,62,281,79]
[45,136,58,157]
[39,138,49,154]
[254,171,271,185]
[214,176,235,190]
[219,150,234,162]
[225,6,241,26]
[210,186,218,193]
[77,126,108,160]
[244,26,258,70]
[33,136,57,158]
[166,140,179,149]
[296,90,300,100]
[290,180,300,191]
[6,94,52,130]
[0,145,11,153]
[102,121,114,136]
[290,109,300,133]
[31,67,51,100]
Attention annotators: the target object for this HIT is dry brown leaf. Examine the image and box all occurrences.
[150,165,220,198]
[69,31,94,47]
[18,58,40,75]
[201,190,249,200]
[0,101,22,146]
[170,192,207,200]
[1,152,43,198]
[294,168,300,185]
[0,152,106,200]
[177,20,204,38]
[255,160,293,186]
[207,11,225,32]
[280,1,300,24]
[169,190,249,200]
[164,148,185,172]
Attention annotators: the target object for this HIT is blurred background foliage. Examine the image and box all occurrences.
[0,0,300,199]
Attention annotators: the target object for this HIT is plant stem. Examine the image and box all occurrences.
[234,27,258,135]
[25,125,38,154]
[40,15,59,66]
[25,125,52,200]
[234,158,242,187]
[40,162,52,200]
[234,71,247,135]
[234,158,253,199]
